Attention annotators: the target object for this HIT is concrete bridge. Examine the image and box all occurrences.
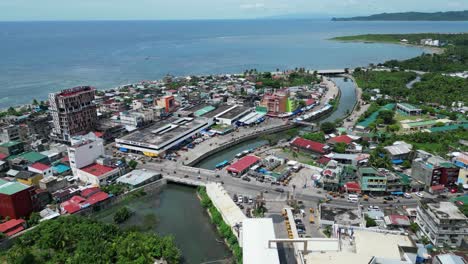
[163,175,206,187]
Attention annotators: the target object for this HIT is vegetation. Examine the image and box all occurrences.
[128,160,138,169]
[197,187,242,263]
[302,132,325,143]
[101,183,128,196]
[354,69,417,99]
[365,215,377,227]
[27,212,41,227]
[3,215,181,264]
[253,69,320,89]
[114,206,132,224]
[333,142,347,153]
[320,122,336,134]
[409,222,419,233]
[332,10,468,21]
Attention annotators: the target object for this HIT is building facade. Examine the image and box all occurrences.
[0,179,34,219]
[358,167,387,193]
[49,86,97,142]
[68,133,105,177]
[411,151,459,191]
[416,201,468,248]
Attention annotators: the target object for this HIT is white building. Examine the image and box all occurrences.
[76,159,120,186]
[416,201,468,248]
[68,133,105,177]
[242,218,280,264]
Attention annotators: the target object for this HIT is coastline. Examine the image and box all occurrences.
[331,38,445,55]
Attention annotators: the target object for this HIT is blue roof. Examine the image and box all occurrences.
[52,164,71,174]
[392,159,404,164]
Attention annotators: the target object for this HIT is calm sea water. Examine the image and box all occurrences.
[1,19,467,107]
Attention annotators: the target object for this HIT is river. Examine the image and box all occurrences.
[94,184,231,264]
[195,76,359,169]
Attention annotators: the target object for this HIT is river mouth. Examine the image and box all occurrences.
[93,183,231,264]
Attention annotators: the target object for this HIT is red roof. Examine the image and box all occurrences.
[344,182,361,192]
[80,163,115,177]
[81,187,100,198]
[30,162,51,171]
[93,131,104,138]
[431,185,445,191]
[0,153,8,160]
[291,137,327,154]
[86,192,109,205]
[317,156,332,165]
[61,156,69,162]
[323,169,334,176]
[0,219,26,236]
[226,155,260,174]
[61,195,87,214]
[328,135,353,145]
[387,215,410,226]
[306,99,316,106]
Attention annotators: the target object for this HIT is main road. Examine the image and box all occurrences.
[140,161,419,208]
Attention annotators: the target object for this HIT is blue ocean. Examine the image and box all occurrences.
[0,19,467,108]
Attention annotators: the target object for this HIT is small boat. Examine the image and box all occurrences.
[215,160,229,169]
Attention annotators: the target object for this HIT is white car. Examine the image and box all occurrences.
[238,196,243,203]
[415,192,424,198]
[368,205,380,211]
[404,193,412,199]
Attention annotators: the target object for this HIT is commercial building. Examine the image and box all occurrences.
[116,117,213,157]
[68,133,105,177]
[411,151,459,192]
[0,179,34,219]
[242,218,280,264]
[226,155,261,175]
[76,161,121,187]
[260,92,288,115]
[357,167,387,193]
[215,105,251,125]
[39,176,67,193]
[396,103,422,116]
[0,125,20,143]
[156,95,177,113]
[49,86,98,142]
[400,119,452,133]
[290,137,329,155]
[116,169,161,188]
[119,109,155,128]
[416,200,468,248]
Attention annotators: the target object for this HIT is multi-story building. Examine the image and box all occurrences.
[357,167,387,193]
[68,133,105,177]
[119,109,155,128]
[416,200,468,248]
[49,86,97,143]
[25,114,52,141]
[0,125,20,143]
[0,179,35,219]
[260,91,288,115]
[0,141,24,156]
[411,150,459,192]
[156,95,177,113]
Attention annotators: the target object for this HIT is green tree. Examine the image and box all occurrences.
[334,142,347,153]
[114,206,131,224]
[27,212,41,227]
[128,160,138,169]
[320,122,336,134]
[365,215,377,227]
[302,132,325,143]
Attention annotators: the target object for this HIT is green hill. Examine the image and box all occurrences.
[332,10,468,21]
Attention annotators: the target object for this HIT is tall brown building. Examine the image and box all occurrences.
[49,86,97,143]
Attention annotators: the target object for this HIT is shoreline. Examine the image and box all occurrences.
[331,38,445,54]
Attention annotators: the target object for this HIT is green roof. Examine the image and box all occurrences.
[450,195,468,205]
[0,141,22,148]
[429,123,468,133]
[0,179,30,195]
[9,151,48,163]
[405,120,438,127]
[396,172,411,185]
[356,103,395,128]
[194,106,215,117]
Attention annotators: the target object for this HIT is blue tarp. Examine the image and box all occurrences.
[392,159,404,164]
[391,191,404,195]
[119,147,128,152]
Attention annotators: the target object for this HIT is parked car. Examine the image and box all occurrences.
[215,174,220,178]
[242,176,251,182]
[248,198,253,204]
[415,192,424,198]
[238,196,243,203]
[404,193,412,199]
[275,188,285,193]
[383,196,394,201]
[368,205,380,211]
[184,175,189,178]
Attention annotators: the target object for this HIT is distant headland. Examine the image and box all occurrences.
[332,10,468,21]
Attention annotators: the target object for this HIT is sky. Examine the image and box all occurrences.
[1,0,468,21]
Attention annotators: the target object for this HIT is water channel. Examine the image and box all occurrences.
[94,184,231,264]
[195,76,359,169]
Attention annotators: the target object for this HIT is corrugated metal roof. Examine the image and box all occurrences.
[0,179,31,195]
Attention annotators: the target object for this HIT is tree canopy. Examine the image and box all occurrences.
[4,216,181,264]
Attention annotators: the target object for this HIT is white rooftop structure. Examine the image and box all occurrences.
[384,141,413,157]
[303,230,414,264]
[116,169,161,187]
[242,218,280,264]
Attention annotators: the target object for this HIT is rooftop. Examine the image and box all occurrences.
[117,117,210,151]
[397,103,421,111]
[242,218,280,264]
[226,155,261,174]
[30,162,51,171]
[117,169,161,186]
[426,202,466,220]
[217,105,251,120]
[79,163,116,177]
[291,137,327,154]
[320,204,361,226]
[0,179,31,195]
[203,104,233,118]
[0,141,22,148]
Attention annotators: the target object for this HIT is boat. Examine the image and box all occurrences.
[215,160,229,169]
